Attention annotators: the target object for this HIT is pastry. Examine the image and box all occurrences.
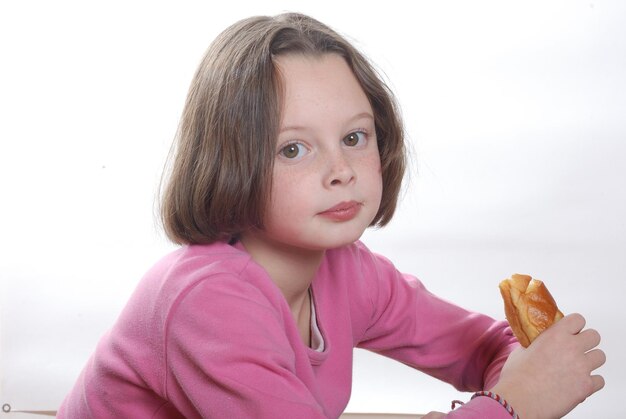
[499,274,564,347]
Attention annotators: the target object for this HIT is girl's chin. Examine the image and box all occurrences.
[243,220,370,252]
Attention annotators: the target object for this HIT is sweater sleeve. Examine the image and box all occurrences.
[351,245,519,416]
[163,274,327,418]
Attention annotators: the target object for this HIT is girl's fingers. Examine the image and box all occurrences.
[561,312,586,334]
[585,348,607,371]
[577,328,601,351]
[590,374,606,394]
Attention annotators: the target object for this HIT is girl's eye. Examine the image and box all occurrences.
[279,142,307,159]
[343,131,366,147]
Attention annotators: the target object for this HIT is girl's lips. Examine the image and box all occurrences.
[318,201,361,221]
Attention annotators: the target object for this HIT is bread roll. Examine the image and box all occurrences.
[499,274,564,347]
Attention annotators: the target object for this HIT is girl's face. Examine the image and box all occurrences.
[245,53,383,252]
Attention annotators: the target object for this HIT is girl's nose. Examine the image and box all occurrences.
[325,151,356,187]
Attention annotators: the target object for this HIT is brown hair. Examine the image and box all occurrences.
[160,12,406,244]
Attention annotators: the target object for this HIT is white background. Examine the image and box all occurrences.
[1,1,624,418]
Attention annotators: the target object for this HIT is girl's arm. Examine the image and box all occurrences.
[350,245,605,418]
[351,247,518,392]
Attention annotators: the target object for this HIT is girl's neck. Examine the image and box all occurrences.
[238,233,324,308]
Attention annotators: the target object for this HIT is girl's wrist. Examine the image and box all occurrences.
[452,388,525,418]
[471,391,519,418]
[488,383,533,419]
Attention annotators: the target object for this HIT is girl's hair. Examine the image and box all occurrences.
[160,12,406,244]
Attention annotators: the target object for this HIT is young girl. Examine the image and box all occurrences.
[58,12,605,418]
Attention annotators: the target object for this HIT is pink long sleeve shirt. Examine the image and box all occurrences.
[58,240,518,418]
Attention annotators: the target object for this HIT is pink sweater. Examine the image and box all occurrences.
[58,241,518,418]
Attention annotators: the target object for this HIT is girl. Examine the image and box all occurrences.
[58,12,605,418]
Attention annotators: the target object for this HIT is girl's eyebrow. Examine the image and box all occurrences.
[279,112,374,134]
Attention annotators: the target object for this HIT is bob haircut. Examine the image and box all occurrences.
[160,12,406,244]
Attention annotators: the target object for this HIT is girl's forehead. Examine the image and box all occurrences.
[274,53,350,82]
[275,53,373,127]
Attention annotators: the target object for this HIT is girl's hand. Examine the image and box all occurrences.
[490,313,605,419]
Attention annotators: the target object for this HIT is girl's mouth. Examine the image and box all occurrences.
[318,201,362,221]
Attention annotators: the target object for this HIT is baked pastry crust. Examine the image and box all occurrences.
[499,274,564,347]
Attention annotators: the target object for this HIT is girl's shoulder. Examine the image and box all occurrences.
[148,241,264,289]
[171,241,254,273]
[133,241,282,312]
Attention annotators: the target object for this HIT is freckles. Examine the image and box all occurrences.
[370,155,382,174]
[360,154,382,177]
[361,154,383,184]
[273,166,298,187]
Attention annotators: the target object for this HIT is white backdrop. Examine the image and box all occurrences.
[1,1,625,418]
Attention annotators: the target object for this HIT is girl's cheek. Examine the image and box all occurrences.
[372,154,382,174]
[360,148,381,171]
